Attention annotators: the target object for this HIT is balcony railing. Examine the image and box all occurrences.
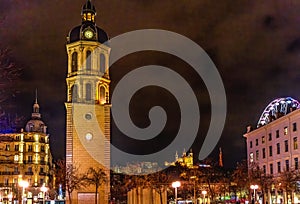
[25,172,33,175]
[0,160,13,164]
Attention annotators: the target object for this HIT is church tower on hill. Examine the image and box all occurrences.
[65,0,111,203]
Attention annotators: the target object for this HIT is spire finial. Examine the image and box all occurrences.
[219,147,223,167]
[35,88,38,104]
[32,89,40,117]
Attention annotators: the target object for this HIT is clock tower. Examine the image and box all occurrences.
[65,0,110,203]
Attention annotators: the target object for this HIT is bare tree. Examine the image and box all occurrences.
[84,167,107,204]
[248,162,273,204]
[278,169,299,203]
[0,47,22,132]
[232,160,250,200]
[65,163,85,204]
[124,174,149,204]
[148,171,170,204]
[0,47,21,103]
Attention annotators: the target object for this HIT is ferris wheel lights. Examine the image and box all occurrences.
[257,97,300,127]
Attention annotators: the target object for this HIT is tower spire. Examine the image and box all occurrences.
[35,88,38,104]
[32,89,41,118]
[219,147,223,167]
[81,0,96,23]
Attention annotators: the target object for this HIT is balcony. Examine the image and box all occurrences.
[0,172,12,175]
[24,139,35,142]
[39,172,46,176]
[0,160,13,164]
[25,172,33,175]
[0,183,15,188]
[23,160,33,164]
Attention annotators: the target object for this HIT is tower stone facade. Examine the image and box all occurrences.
[65,0,110,203]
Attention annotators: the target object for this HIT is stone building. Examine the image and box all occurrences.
[0,96,53,203]
[244,97,300,204]
[65,0,111,203]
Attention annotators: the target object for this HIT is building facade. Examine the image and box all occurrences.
[65,0,111,203]
[0,97,53,203]
[244,97,300,204]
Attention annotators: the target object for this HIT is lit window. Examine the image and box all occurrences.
[262,136,265,144]
[256,150,259,161]
[100,86,106,104]
[284,127,288,135]
[87,13,92,21]
[250,152,254,163]
[5,145,10,151]
[14,155,18,162]
[294,137,298,150]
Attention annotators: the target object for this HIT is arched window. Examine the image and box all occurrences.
[86,83,92,101]
[100,86,105,103]
[86,50,91,71]
[71,85,78,102]
[71,52,78,72]
[100,54,106,73]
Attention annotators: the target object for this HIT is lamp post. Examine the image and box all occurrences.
[202,190,207,204]
[250,184,258,204]
[19,180,29,204]
[172,181,181,204]
[41,184,48,204]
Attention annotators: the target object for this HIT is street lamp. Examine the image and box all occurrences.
[41,184,48,204]
[250,184,258,203]
[202,190,207,204]
[172,181,181,204]
[19,180,29,204]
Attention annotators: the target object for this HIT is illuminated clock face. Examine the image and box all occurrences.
[84,30,94,39]
[85,132,93,141]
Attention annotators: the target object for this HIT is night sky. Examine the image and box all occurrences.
[1,0,300,168]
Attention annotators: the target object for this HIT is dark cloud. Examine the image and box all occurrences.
[1,0,300,167]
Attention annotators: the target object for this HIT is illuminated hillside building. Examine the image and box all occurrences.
[65,0,110,203]
[0,96,53,203]
[244,97,300,204]
[165,150,194,168]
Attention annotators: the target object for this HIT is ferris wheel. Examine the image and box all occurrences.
[257,97,300,127]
